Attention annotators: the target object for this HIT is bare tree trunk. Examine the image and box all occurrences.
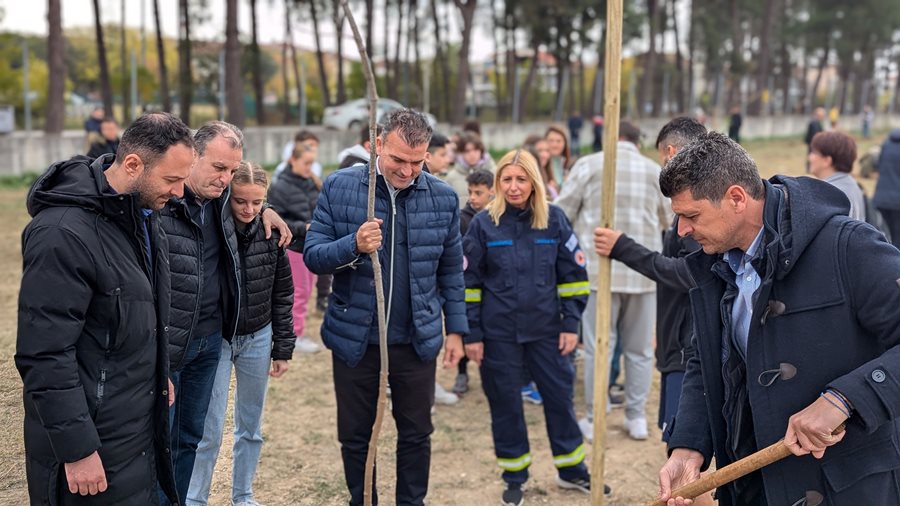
[726,0,744,111]
[637,0,659,117]
[308,0,332,106]
[669,0,686,113]
[411,0,422,108]
[518,38,541,123]
[92,0,115,120]
[225,0,245,127]
[46,0,66,133]
[748,0,775,115]
[282,34,291,123]
[153,0,171,111]
[121,0,131,123]
[390,0,404,99]
[250,0,266,125]
[779,3,792,114]
[686,0,696,113]
[429,0,449,119]
[452,0,476,125]
[837,65,851,113]
[811,42,830,109]
[178,0,193,124]
[490,1,506,119]
[365,0,374,57]
[333,0,347,104]
[505,8,517,120]
[287,2,305,123]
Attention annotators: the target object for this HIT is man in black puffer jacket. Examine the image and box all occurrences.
[158,122,292,504]
[16,112,195,505]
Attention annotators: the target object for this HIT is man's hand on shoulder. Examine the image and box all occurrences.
[262,207,293,248]
[64,451,107,496]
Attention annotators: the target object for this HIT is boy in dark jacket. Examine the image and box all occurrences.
[16,112,194,505]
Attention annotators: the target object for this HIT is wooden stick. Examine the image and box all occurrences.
[646,424,846,506]
[339,3,387,506]
[591,0,623,504]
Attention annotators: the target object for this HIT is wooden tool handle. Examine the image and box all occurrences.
[646,423,846,506]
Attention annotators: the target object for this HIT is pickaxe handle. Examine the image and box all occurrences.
[646,423,845,506]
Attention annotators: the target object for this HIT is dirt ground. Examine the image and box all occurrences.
[0,134,886,505]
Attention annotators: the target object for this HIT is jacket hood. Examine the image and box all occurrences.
[337,144,371,165]
[765,175,849,279]
[26,154,125,218]
[889,128,900,143]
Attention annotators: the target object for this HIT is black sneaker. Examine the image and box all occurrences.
[609,383,625,408]
[501,482,524,506]
[555,476,612,497]
[452,373,469,394]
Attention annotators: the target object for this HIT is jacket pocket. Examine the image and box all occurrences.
[534,239,557,286]
[821,431,900,497]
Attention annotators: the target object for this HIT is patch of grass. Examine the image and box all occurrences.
[0,174,38,189]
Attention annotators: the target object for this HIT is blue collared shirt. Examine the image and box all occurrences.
[140,208,153,272]
[725,227,765,357]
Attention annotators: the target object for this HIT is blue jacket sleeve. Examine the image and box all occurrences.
[463,216,487,344]
[437,204,469,336]
[828,222,900,434]
[303,176,362,275]
[554,210,589,334]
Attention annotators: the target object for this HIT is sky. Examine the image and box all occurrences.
[0,0,506,63]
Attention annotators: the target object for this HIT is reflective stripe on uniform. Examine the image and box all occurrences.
[497,453,532,471]
[553,444,586,468]
[557,281,590,298]
[465,288,482,302]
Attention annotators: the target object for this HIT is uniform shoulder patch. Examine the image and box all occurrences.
[565,233,579,252]
[575,250,587,267]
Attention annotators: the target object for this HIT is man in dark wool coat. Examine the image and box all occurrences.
[655,131,900,506]
[16,112,194,505]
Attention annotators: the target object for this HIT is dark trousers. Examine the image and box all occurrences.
[159,331,223,506]
[480,338,588,485]
[878,208,900,249]
[333,344,436,506]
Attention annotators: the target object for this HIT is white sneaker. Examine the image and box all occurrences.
[625,416,648,440]
[578,417,593,443]
[434,382,459,405]
[294,336,321,354]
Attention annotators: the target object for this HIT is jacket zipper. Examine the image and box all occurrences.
[384,190,397,330]
[221,193,241,341]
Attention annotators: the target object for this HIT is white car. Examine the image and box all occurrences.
[322,98,437,130]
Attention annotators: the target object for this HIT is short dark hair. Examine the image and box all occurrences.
[358,123,383,145]
[380,108,433,147]
[810,131,857,173]
[115,112,194,168]
[428,132,449,153]
[619,121,642,145]
[463,119,482,136]
[466,169,493,188]
[294,129,320,144]
[659,131,764,201]
[194,121,244,156]
[655,116,707,150]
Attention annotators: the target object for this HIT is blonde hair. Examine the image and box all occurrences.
[487,149,549,230]
[232,160,269,190]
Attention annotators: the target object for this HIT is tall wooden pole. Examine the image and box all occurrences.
[340,3,387,506]
[591,0,623,504]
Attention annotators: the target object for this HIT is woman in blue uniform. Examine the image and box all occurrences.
[463,149,605,506]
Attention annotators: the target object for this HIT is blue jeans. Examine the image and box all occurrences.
[160,331,223,506]
[186,324,273,505]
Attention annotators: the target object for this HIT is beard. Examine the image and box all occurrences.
[130,172,163,210]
